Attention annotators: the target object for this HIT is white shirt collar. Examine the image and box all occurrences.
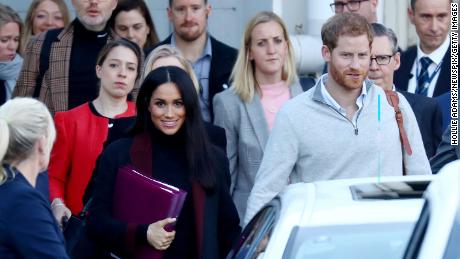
[417,35,450,65]
[320,75,368,116]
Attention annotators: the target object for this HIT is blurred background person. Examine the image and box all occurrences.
[22,0,70,52]
[14,0,119,115]
[0,97,68,258]
[48,39,141,225]
[394,0,451,97]
[158,0,238,122]
[87,66,240,258]
[143,44,227,152]
[213,11,302,221]
[368,23,442,158]
[330,0,379,23]
[109,0,159,54]
[0,4,23,106]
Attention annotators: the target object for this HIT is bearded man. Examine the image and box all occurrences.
[154,0,237,122]
[244,13,431,225]
[14,0,122,114]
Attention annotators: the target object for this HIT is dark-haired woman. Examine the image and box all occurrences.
[86,66,241,259]
[48,39,142,226]
[109,0,159,54]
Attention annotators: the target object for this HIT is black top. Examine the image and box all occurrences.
[0,80,6,105]
[0,166,69,258]
[68,19,109,109]
[150,126,197,259]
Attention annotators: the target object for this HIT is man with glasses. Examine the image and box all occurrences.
[394,0,451,97]
[14,0,121,114]
[245,13,430,225]
[155,0,237,122]
[330,0,378,23]
[368,23,442,158]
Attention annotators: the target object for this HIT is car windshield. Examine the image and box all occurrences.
[283,222,414,259]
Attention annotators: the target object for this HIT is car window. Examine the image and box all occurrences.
[283,222,414,259]
[227,201,279,259]
[350,181,430,200]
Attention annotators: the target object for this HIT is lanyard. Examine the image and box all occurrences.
[416,58,443,88]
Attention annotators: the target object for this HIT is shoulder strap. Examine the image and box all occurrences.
[384,90,413,157]
[34,28,63,98]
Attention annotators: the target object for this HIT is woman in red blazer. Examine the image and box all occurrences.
[48,39,142,226]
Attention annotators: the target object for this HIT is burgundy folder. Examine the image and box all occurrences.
[113,165,187,259]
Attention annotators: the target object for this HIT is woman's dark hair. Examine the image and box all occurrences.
[133,66,217,190]
[109,0,159,49]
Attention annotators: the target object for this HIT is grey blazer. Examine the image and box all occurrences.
[213,82,303,220]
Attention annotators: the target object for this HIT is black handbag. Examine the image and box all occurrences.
[62,199,103,259]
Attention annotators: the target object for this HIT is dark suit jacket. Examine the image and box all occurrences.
[394,45,451,97]
[430,124,460,174]
[204,122,227,154]
[156,35,238,119]
[399,91,442,158]
[435,91,452,132]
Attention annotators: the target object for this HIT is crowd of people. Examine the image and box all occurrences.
[0,0,458,258]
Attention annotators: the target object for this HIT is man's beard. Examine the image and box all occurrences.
[329,62,368,90]
[79,11,111,30]
[175,23,205,42]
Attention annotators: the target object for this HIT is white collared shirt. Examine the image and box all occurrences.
[407,35,450,97]
[320,77,368,126]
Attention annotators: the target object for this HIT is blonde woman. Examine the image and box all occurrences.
[0,98,68,258]
[144,44,226,152]
[213,11,302,220]
[21,0,70,52]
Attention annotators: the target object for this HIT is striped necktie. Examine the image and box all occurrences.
[415,57,432,96]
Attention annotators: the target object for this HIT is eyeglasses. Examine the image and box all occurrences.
[370,54,394,65]
[330,0,370,13]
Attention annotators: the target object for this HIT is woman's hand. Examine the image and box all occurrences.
[51,198,71,229]
[146,218,177,250]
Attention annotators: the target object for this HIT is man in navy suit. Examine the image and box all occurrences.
[393,0,451,97]
[155,0,237,122]
[369,23,442,158]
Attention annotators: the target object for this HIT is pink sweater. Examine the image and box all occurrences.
[259,81,290,130]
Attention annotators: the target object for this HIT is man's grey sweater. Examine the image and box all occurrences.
[244,76,431,224]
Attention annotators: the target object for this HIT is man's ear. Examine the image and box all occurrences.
[205,4,212,18]
[393,52,401,71]
[408,7,415,25]
[371,0,379,12]
[110,0,118,12]
[167,7,174,22]
[321,45,332,63]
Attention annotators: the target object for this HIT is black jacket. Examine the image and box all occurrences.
[399,91,442,158]
[86,132,240,259]
[394,45,451,97]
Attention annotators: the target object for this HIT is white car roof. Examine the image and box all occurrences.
[264,175,433,258]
